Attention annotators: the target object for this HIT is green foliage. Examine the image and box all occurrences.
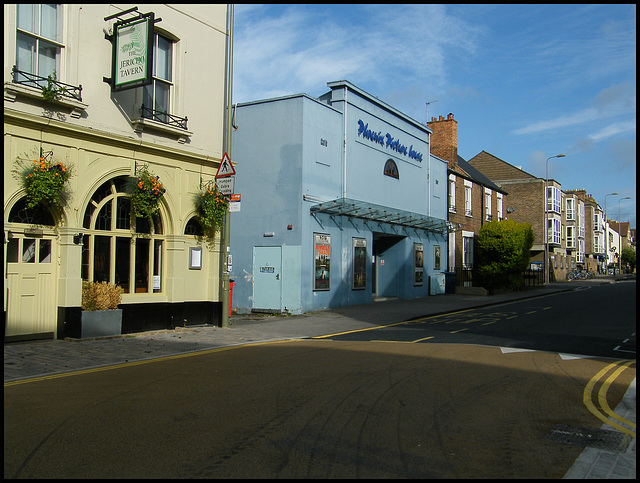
[40,70,67,101]
[13,152,72,210]
[621,247,636,272]
[197,180,228,233]
[126,165,166,219]
[475,219,534,291]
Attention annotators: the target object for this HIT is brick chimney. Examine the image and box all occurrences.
[427,113,457,167]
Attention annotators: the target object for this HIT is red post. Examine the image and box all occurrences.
[228,280,235,318]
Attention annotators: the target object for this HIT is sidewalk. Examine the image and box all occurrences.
[4,276,635,478]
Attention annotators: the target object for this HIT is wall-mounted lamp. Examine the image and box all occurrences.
[506,207,515,214]
[73,233,84,245]
[264,232,274,237]
[287,224,293,230]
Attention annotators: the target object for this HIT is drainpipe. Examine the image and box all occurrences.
[220,4,234,328]
[342,86,348,199]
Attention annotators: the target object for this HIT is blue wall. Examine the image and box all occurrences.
[230,82,448,315]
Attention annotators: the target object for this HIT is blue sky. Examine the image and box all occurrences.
[232,4,636,227]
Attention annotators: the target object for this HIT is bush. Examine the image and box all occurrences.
[475,219,534,291]
[82,281,122,311]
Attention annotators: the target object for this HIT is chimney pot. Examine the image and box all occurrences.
[447,113,454,120]
[439,115,444,121]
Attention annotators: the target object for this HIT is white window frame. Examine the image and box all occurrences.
[547,186,561,214]
[566,198,575,221]
[448,175,456,213]
[15,4,63,83]
[462,230,474,268]
[496,193,503,221]
[484,187,492,221]
[566,225,575,248]
[464,180,472,217]
[143,32,174,122]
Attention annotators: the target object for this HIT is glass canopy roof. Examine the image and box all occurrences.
[310,198,461,234]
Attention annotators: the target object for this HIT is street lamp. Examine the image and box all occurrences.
[545,154,566,284]
[604,192,618,273]
[618,196,631,274]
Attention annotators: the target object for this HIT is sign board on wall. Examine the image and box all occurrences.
[110,13,154,92]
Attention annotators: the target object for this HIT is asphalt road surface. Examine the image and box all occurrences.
[4,338,635,478]
[318,281,636,359]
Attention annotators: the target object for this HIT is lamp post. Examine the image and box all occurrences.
[544,154,566,284]
[618,196,631,273]
[604,192,618,273]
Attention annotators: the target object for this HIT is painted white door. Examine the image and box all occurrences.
[252,246,282,313]
[6,236,58,338]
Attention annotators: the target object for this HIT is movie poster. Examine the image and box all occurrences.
[352,238,367,290]
[414,243,424,286]
[314,233,331,291]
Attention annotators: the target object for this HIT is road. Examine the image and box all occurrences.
[317,280,636,359]
[4,282,636,478]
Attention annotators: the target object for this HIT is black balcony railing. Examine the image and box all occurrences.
[12,66,83,102]
[141,104,188,130]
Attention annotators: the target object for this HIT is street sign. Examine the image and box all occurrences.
[216,176,235,194]
[229,193,241,212]
[216,152,236,178]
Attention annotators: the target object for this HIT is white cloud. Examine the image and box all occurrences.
[513,82,636,136]
[588,120,636,142]
[233,5,482,104]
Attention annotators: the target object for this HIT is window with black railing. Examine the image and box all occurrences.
[139,32,187,131]
[140,104,188,130]
[11,65,83,102]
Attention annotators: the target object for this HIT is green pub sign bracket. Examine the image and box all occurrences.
[105,9,156,92]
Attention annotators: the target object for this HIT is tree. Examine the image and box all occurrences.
[475,219,534,291]
[621,247,636,273]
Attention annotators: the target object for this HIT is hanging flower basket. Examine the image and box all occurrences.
[126,165,166,218]
[197,180,228,232]
[12,150,73,210]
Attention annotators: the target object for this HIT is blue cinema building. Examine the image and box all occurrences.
[229,80,453,315]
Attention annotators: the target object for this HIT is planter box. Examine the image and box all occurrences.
[81,309,122,338]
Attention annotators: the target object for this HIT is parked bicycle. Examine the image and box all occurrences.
[566,269,594,281]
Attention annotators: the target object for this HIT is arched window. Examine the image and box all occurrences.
[8,198,55,226]
[82,177,165,294]
[384,159,399,179]
[184,216,204,236]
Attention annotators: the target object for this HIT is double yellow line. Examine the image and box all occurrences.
[583,360,636,438]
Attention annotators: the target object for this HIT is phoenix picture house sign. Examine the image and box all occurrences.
[105,9,156,92]
[357,119,424,163]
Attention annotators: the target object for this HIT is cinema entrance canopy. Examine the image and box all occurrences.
[310,198,461,235]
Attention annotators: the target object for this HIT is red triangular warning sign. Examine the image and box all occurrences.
[216,152,236,178]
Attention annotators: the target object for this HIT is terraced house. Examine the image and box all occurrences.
[427,114,507,288]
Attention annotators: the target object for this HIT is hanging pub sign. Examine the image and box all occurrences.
[106,10,155,92]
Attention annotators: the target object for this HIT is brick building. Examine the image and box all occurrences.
[564,190,605,273]
[427,115,507,286]
[468,151,573,281]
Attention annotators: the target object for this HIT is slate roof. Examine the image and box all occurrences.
[467,150,537,181]
[449,154,508,195]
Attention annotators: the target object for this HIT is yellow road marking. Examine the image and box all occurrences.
[413,336,435,343]
[450,328,468,334]
[598,362,637,430]
[583,361,636,438]
[4,339,295,387]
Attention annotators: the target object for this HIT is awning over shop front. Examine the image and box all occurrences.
[309,197,462,235]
